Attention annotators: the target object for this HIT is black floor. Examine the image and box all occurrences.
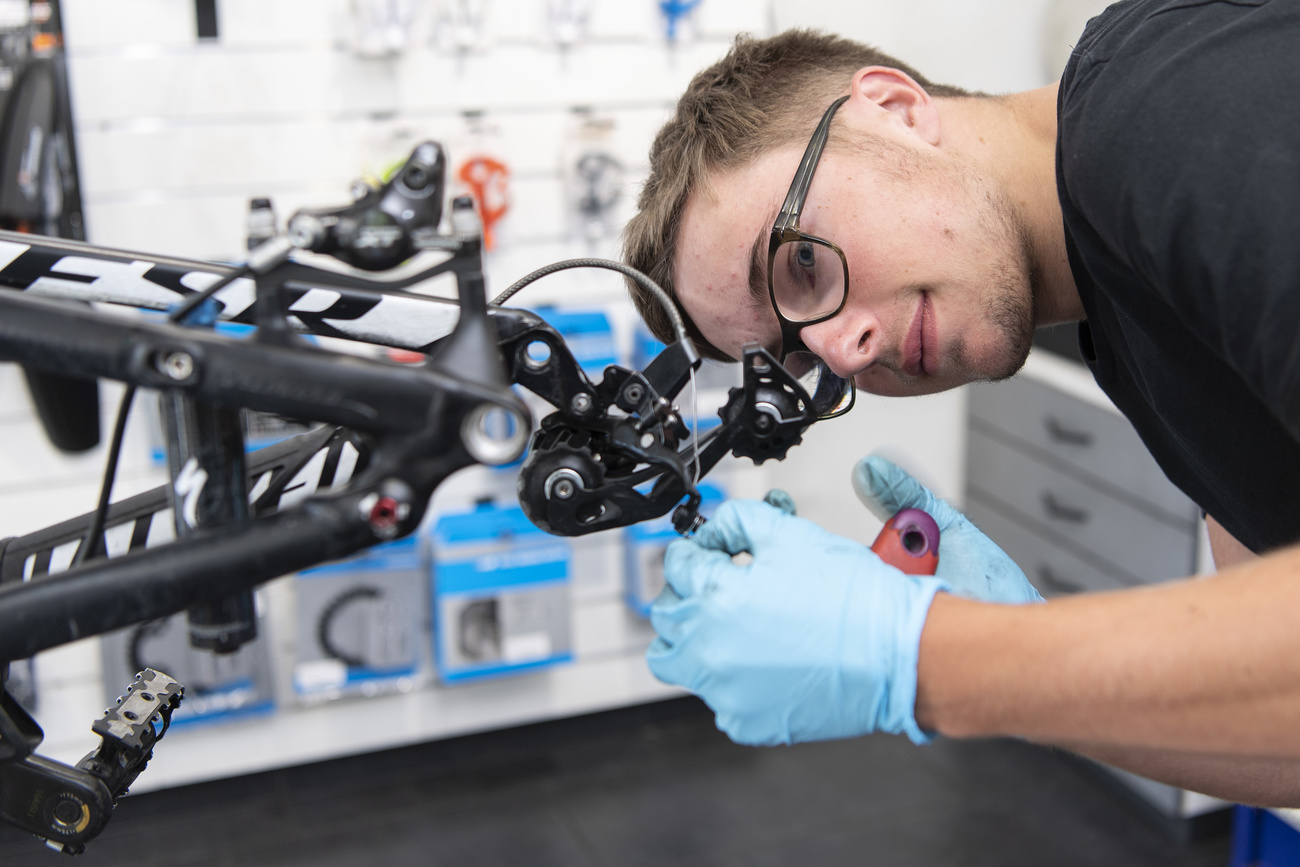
[2,697,1230,866]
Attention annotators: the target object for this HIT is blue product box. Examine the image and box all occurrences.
[431,503,573,683]
[1232,806,1300,867]
[623,482,726,618]
[293,536,428,701]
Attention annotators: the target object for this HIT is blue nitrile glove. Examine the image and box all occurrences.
[853,455,1043,604]
[646,499,949,746]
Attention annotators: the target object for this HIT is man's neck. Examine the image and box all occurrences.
[936,84,1083,326]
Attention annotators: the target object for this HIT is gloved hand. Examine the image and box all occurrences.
[647,499,948,747]
[853,455,1043,604]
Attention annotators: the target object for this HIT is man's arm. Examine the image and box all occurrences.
[916,546,1300,803]
[1057,743,1300,808]
[1070,517,1300,805]
[1207,513,1257,571]
[1034,516,1296,805]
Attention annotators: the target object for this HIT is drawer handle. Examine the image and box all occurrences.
[1044,416,1094,447]
[1037,564,1084,595]
[1041,491,1089,524]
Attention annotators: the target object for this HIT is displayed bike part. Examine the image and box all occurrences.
[658,0,702,42]
[456,154,509,251]
[0,33,95,452]
[316,585,385,669]
[21,366,98,452]
[287,141,446,271]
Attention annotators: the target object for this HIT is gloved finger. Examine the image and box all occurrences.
[691,498,789,556]
[662,537,736,599]
[648,584,692,646]
[715,709,786,747]
[646,634,673,659]
[645,635,698,690]
[852,455,960,529]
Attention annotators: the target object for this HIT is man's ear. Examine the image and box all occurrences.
[848,66,942,146]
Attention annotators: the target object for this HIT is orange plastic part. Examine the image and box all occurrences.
[456,156,510,251]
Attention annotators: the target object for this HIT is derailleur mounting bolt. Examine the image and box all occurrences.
[570,393,593,415]
[623,383,644,404]
[159,351,195,381]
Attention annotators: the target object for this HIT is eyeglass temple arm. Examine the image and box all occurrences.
[774,95,850,229]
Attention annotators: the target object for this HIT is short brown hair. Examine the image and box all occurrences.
[622,29,974,361]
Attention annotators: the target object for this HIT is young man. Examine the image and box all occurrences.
[623,0,1300,806]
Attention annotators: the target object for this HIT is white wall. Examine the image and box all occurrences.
[6,0,1108,559]
[773,0,1107,93]
[60,0,761,269]
[0,0,1109,783]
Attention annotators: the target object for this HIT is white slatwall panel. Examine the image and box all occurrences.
[5,0,1068,786]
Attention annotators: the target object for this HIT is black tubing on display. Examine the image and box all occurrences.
[316,585,383,670]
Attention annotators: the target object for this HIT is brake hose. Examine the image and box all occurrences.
[490,258,688,344]
[74,264,256,568]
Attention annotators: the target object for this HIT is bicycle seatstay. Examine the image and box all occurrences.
[0,426,366,588]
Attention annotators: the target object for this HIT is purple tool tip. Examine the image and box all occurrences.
[890,508,940,558]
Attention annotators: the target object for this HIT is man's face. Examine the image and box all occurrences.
[674,134,1036,397]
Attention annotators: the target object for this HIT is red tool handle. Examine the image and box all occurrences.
[871,508,940,575]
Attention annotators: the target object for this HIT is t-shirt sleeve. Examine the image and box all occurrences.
[1058,0,1300,440]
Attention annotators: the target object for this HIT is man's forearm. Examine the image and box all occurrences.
[1060,742,1300,808]
[916,544,1300,757]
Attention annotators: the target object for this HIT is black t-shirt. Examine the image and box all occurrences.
[1057,0,1300,554]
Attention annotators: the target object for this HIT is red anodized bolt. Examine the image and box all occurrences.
[368,496,401,530]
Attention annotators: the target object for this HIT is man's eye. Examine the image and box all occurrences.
[785,241,817,291]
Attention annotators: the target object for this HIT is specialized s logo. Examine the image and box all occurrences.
[175,458,209,529]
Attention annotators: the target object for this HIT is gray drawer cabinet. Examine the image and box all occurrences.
[966,376,1199,598]
[969,374,1199,525]
[964,495,1133,596]
[965,366,1223,826]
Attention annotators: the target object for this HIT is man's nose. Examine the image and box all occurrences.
[798,310,880,379]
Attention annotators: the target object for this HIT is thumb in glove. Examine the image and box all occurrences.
[853,455,1043,605]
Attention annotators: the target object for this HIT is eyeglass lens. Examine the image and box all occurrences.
[782,350,854,417]
[771,237,846,323]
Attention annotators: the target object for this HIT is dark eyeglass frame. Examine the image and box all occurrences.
[766,94,854,417]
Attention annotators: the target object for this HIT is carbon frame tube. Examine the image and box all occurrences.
[0,230,469,352]
[0,449,471,662]
[0,292,455,435]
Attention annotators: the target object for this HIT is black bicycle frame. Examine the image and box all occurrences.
[0,152,824,853]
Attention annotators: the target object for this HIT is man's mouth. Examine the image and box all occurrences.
[901,293,932,377]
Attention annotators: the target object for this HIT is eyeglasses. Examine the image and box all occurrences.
[767,94,855,419]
